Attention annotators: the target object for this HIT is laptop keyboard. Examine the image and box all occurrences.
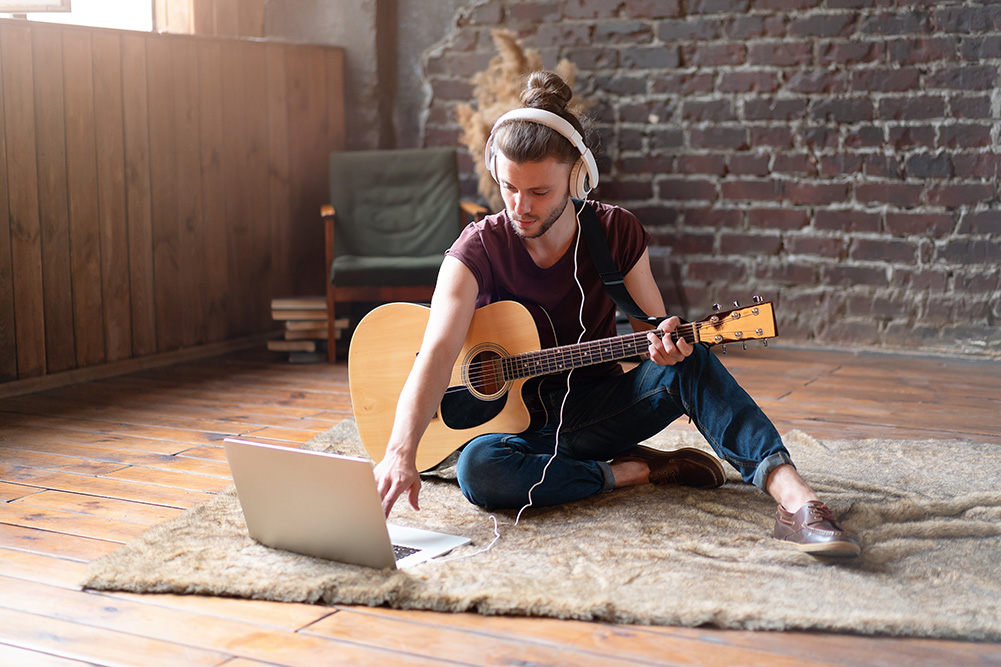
[393,544,420,561]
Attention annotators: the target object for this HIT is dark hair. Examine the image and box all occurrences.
[494,71,588,166]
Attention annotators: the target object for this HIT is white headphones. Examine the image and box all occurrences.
[484,107,599,199]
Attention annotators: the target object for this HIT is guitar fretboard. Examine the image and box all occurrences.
[500,325,698,381]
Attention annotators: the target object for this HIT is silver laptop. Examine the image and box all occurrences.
[223,437,470,569]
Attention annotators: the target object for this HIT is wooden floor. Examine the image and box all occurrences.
[1,343,1000,666]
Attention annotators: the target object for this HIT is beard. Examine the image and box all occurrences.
[508,196,570,240]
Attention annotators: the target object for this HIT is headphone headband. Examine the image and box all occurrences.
[484,107,599,199]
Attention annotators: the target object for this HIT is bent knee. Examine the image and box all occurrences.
[455,438,512,510]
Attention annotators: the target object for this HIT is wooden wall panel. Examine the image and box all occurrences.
[235,0,266,38]
[286,45,336,296]
[2,23,45,379]
[32,26,76,374]
[146,35,184,353]
[241,42,272,333]
[326,49,347,161]
[91,32,132,363]
[212,0,239,37]
[0,31,13,382]
[156,0,265,38]
[195,39,229,343]
[170,37,205,349]
[0,20,346,383]
[265,44,292,303]
[0,32,15,382]
[219,39,252,337]
[63,30,106,368]
[192,1,214,35]
[120,33,158,359]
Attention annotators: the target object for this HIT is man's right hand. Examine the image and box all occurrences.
[373,451,421,518]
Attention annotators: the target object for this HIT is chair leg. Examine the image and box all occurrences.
[326,292,337,363]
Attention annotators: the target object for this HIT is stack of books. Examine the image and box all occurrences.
[267,297,345,363]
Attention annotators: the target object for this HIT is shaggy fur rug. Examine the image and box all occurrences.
[83,419,1001,641]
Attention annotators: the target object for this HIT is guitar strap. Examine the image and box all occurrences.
[576,199,664,327]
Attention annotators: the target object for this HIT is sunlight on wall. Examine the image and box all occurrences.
[1,0,152,31]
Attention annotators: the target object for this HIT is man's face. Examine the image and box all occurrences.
[494,153,572,240]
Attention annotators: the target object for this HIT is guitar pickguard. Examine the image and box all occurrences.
[439,385,508,430]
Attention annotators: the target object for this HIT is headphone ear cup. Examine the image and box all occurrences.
[569,158,590,199]
[485,137,498,184]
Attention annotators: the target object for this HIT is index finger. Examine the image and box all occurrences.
[658,315,681,332]
[381,482,402,518]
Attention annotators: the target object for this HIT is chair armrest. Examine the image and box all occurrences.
[460,200,488,222]
[322,205,336,284]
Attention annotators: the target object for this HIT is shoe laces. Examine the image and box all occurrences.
[656,466,679,484]
[803,501,841,528]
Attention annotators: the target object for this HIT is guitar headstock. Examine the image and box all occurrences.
[695,297,778,350]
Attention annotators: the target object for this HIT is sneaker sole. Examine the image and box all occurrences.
[795,541,861,558]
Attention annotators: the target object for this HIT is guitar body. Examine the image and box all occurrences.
[349,301,550,471]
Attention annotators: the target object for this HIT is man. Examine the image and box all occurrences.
[373,71,859,558]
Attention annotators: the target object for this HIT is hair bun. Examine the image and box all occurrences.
[521,71,573,114]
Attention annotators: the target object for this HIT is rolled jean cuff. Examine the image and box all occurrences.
[751,451,795,491]
[597,460,616,493]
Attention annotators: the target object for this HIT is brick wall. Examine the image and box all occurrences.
[423,0,1001,356]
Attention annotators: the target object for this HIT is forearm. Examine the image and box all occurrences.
[622,248,668,332]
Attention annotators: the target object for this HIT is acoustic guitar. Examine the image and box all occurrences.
[348,299,777,471]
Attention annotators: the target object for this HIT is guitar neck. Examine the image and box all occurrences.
[501,325,696,381]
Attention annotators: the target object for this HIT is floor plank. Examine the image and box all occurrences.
[0,577,450,667]
[0,464,216,507]
[0,502,150,543]
[0,549,90,588]
[0,523,123,561]
[323,607,842,667]
[647,625,1001,667]
[0,606,232,667]
[0,642,97,667]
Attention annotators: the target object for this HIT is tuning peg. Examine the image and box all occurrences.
[752,295,763,303]
[721,344,727,354]
[763,339,768,347]
[733,300,740,308]
[712,303,721,312]
[742,342,747,351]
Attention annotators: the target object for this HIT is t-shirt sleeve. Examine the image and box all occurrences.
[445,221,492,296]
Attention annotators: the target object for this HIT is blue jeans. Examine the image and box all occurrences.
[455,344,793,510]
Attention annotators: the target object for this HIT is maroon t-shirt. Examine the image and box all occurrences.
[445,200,650,380]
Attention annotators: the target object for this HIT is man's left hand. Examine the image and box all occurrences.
[646,316,693,366]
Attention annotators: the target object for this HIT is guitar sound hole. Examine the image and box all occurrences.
[467,349,504,398]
